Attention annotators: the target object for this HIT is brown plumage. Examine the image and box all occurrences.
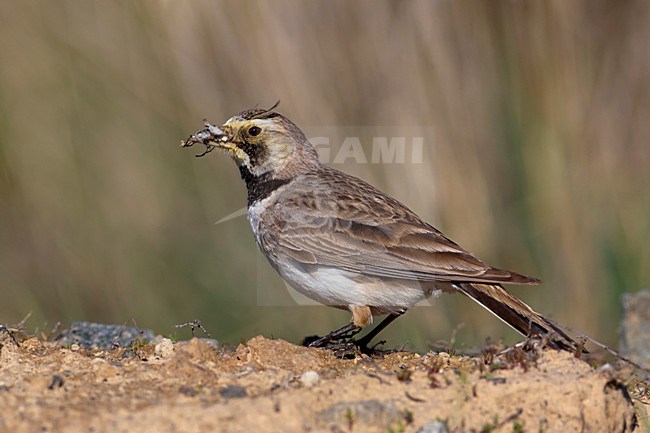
[181,106,578,351]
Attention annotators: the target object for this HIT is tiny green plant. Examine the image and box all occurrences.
[387,420,405,433]
[344,407,355,431]
[457,367,470,384]
[479,415,499,433]
[130,337,148,351]
[402,410,414,425]
[512,420,525,433]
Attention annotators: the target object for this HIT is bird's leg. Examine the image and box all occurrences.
[303,322,362,348]
[354,312,404,350]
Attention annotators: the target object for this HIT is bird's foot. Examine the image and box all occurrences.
[353,338,388,354]
[302,333,389,359]
[301,326,362,348]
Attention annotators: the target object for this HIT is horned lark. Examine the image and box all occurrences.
[181,104,577,351]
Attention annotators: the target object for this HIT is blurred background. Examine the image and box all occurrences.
[0,1,648,350]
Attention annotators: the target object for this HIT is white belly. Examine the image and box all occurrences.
[277,261,440,313]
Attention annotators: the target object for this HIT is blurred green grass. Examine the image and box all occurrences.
[0,1,648,350]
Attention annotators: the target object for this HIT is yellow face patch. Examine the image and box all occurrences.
[216,142,251,166]
[220,117,282,169]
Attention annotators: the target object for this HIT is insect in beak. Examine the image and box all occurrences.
[180,121,231,158]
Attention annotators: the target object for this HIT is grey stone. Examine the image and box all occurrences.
[620,290,650,368]
[316,399,400,428]
[417,420,451,433]
[219,385,247,399]
[55,322,155,350]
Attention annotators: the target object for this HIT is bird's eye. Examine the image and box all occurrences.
[248,126,262,136]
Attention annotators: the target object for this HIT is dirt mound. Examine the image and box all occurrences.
[0,335,643,432]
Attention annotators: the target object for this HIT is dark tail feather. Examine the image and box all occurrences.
[457,283,581,352]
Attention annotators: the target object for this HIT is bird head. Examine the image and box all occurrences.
[182,103,320,180]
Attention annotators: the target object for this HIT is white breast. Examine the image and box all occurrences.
[247,198,268,246]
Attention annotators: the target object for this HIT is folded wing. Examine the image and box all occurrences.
[258,168,539,285]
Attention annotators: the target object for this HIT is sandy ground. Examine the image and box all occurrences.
[0,333,647,433]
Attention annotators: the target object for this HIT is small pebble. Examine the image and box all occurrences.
[300,371,320,388]
[219,385,247,399]
[154,338,174,358]
[48,375,64,390]
[417,420,451,433]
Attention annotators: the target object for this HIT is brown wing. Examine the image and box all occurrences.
[259,167,539,285]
